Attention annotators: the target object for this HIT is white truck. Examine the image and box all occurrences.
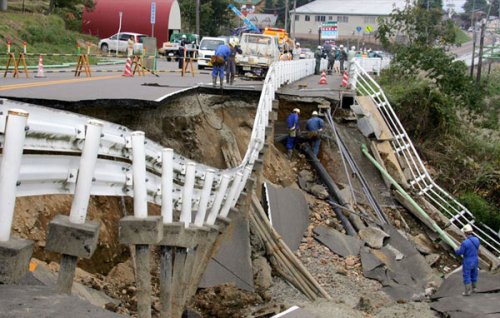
[235,33,280,79]
[197,37,228,69]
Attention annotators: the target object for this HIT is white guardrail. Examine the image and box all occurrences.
[350,60,500,257]
[0,59,316,241]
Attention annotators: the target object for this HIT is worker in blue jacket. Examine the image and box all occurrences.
[455,224,480,296]
[305,111,325,157]
[286,108,300,159]
[211,43,231,88]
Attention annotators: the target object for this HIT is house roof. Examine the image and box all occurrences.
[293,0,408,16]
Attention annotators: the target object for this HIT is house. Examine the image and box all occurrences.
[290,0,407,41]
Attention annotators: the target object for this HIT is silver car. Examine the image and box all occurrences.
[98,32,147,53]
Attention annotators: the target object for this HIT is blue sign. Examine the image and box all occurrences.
[320,21,338,40]
[150,2,156,24]
[356,26,362,33]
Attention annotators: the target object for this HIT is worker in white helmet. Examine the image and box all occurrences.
[225,39,242,85]
[305,110,325,157]
[286,108,301,159]
[455,224,480,296]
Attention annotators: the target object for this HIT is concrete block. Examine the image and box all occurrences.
[357,115,382,139]
[0,237,33,284]
[46,215,100,259]
[160,223,207,248]
[119,216,162,245]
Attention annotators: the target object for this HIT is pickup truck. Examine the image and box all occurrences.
[235,33,280,79]
[158,33,199,61]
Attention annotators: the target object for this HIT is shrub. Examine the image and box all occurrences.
[459,192,500,232]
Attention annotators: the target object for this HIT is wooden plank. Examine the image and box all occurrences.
[356,96,393,141]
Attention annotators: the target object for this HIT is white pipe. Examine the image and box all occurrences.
[69,120,103,224]
[0,109,29,242]
[206,174,230,225]
[131,131,147,219]
[219,172,242,218]
[194,169,215,227]
[180,162,196,227]
[161,148,174,224]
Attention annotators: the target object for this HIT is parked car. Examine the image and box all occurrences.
[197,37,228,69]
[299,48,314,59]
[98,32,147,53]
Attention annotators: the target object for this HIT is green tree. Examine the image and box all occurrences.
[180,0,233,36]
[416,0,443,9]
[263,0,274,13]
[48,0,93,14]
[463,0,499,16]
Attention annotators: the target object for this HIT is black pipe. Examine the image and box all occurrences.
[301,143,357,236]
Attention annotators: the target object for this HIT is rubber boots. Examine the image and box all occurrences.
[212,77,217,88]
[287,149,293,160]
[472,282,478,293]
[220,77,223,89]
[462,284,472,296]
[230,74,235,85]
[226,74,230,84]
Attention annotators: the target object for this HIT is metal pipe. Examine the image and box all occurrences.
[0,109,29,242]
[361,144,458,249]
[69,120,103,224]
[194,169,215,227]
[301,143,356,236]
[131,131,147,219]
[161,148,174,224]
[180,162,196,227]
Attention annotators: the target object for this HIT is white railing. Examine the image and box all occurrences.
[0,58,316,241]
[353,57,390,75]
[350,60,500,257]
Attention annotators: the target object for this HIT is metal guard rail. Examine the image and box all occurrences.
[350,60,500,257]
[0,59,316,235]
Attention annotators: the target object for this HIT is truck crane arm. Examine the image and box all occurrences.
[228,4,261,34]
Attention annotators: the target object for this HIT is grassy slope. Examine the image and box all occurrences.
[0,11,97,65]
[454,27,471,45]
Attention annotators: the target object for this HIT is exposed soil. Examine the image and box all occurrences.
[10,92,462,317]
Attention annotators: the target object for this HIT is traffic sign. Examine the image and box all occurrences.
[356,26,362,33]
[365,25,373,33]
[320,21,338,40]
[150,2,156,25]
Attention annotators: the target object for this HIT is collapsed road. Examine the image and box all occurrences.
[0,59,498,318]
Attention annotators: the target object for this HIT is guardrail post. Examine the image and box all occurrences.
[45,120,102,294]
[0,109,34,284]
[119,131,162,318]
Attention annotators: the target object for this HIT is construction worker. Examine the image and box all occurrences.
[339,45,348,72]
[295,42,302,59]
[347,46,356,73]
[455,224,480,296]
[314,46,323,75]
[305,111,325,157]
[127,36,135,57]
[327,47,335,75]
[211,42,231,88]
[286,108,300,159]
[225,39,242,85]
[178,34,187,69]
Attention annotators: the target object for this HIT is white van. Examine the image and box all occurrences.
[197,37,228,69]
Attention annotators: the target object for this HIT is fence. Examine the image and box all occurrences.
[350,60,500,258]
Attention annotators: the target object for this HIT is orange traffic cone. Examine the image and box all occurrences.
[122,58,133,77]
[319,71,327,85]
[34,55,46,78]
[341,71,349,87]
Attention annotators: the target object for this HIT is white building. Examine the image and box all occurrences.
[291,0,407,41]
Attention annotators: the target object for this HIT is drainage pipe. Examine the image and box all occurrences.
[301,143,356,236]
[361,144,458,250]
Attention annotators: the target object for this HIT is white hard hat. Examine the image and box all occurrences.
[296,42,300,46]
[340,44,344,48]
[317,45,322,49]
[462,224,473,233]
[312,111,318,116]
[293,108,300,113]
[351,46,356,50]
[181,34,187,39]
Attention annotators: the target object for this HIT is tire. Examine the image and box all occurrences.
[100,43,109,53]
[198,65,204,70]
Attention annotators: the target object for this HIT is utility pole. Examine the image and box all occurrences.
[196,0,200,35]
[476,19,486,83]
[0,0,7,11]
[292,0,297,39]
[470,0,476,78]
[285,0,289,33]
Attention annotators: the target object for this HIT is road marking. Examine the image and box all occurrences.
[0,75,122,91]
